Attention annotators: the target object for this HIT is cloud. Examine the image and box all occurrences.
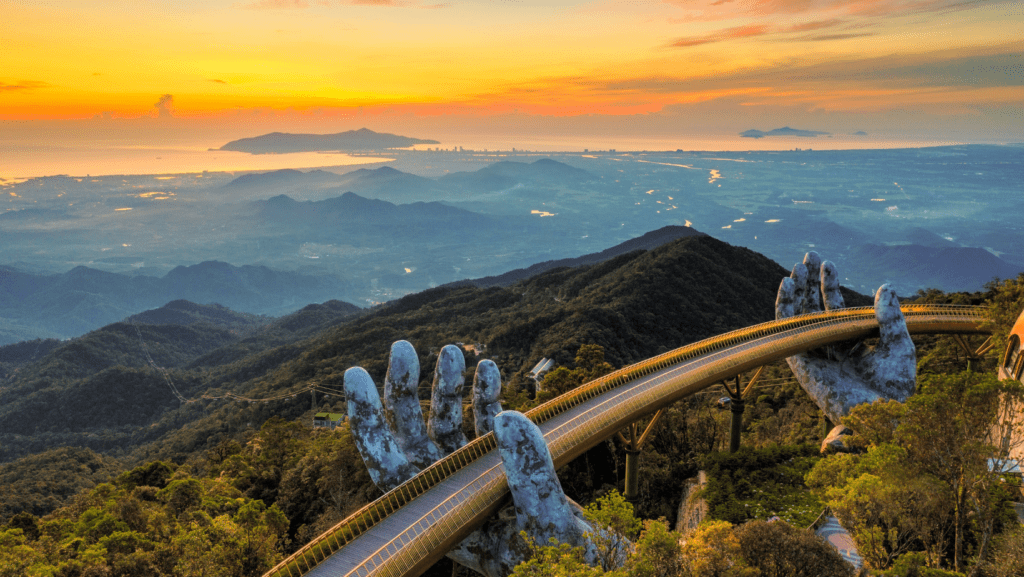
[787,18,846,32]
[0,80,49,93]
[667,0,1016,23]
[670,24,770,47]
[794,32,876,41]
[602,44,1024,96]
[235,0,309,7]
[234,0,439,6]
[154,94,175,118]
[209,79,228,84]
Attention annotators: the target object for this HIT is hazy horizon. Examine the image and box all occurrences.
[0,128,991,181]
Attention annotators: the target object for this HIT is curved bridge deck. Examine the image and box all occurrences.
[266,304,989,577]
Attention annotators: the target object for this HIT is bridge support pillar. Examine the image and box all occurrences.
[617,409,665,500]
[624,448,641,499]
[729,398,745,453]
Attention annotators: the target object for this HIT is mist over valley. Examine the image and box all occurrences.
[2,143,1022,344]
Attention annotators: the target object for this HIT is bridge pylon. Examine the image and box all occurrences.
[617,409,665,499]
[724,366,765,452]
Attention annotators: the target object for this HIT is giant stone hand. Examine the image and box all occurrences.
[344,341,626,577]
[776,252,916,422]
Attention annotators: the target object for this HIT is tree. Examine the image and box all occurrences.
[537,344,615,401]
[733,519,853,577]
[678,520,757,577]
[583,490,642,571]
[898,371,1024,574]
[627,519,685,577]
[989,526,1024,577]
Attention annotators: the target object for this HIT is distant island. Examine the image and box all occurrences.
[218,128,440,154]
[740,127,830,139]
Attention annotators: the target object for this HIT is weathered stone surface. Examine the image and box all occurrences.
[777,252,917,422]
[821,260,845,311]
[344,367,419,491]
[495,411,585,546]
[473,360,503,437]
[428,344,468,453]
[384,340,442,468]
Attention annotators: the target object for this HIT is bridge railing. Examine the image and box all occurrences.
[264,304,987,577]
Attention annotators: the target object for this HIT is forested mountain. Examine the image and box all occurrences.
[0,234,835,466]
[448,225,706,288]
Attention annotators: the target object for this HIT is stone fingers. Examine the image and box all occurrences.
[345,367,420,491]
[874,284,911,352]
[384,340,442,469]
[801,252,823,313]
[789,262,809,315]
[821,260,845,311]
[868,284,916,400]
[428,344,469,454]
[776,277,796,320]
[473,359,503,437]
[494,411,583,548]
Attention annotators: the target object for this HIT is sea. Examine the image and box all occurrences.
[0,132,981,181]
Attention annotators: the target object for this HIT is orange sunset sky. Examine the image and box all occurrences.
[1,0,1021,147]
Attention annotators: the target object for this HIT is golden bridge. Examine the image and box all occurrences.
[265,304,990,577]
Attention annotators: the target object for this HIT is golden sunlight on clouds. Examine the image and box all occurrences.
[1,0,1021,140]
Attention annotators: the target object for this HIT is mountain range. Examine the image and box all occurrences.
[0,262,355,344]
[0,232,826,465]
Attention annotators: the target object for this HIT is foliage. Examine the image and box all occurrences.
[514,512,848,577]
[733,519,853,577]
[510,534,609,577]
[0,447,123,522]
[811,371,1024,574]
[881,552,966,577]
[527,343,616,406]
[986,526,1024,577]
[701,444,823,527]
[0,465,288,577]
[679,520,757,577]
[626,518,685,577]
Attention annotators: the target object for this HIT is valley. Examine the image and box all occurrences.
[2,144,1021,345]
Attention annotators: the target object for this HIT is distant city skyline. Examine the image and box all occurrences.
[2,0,1022,148]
